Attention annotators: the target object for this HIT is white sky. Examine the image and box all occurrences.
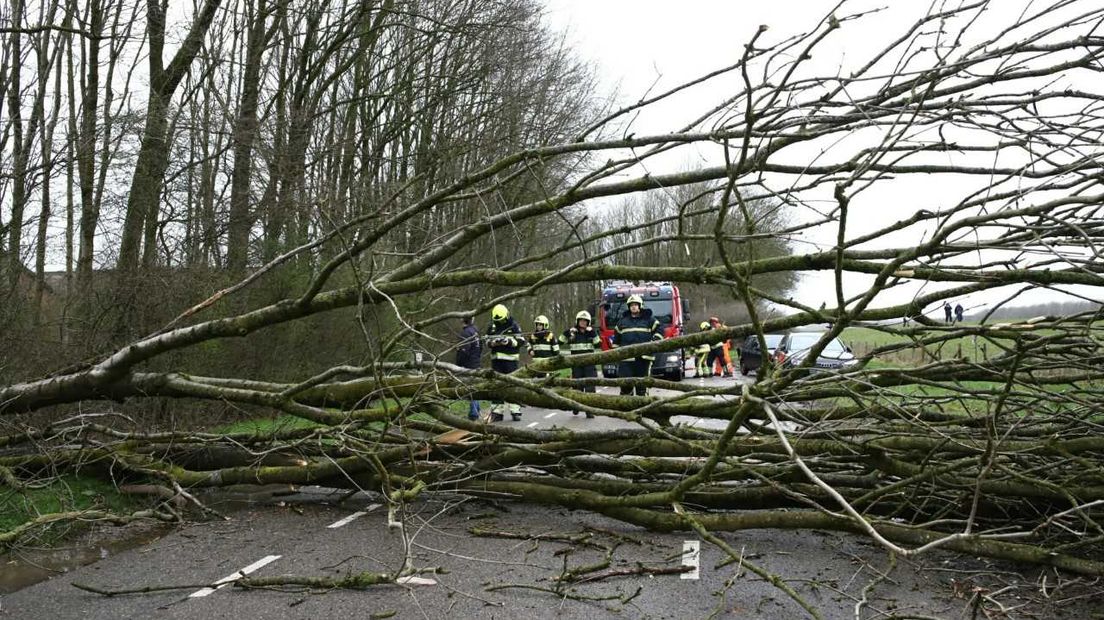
[540,0,1103,316]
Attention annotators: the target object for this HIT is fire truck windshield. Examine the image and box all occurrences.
[605,298,673,326]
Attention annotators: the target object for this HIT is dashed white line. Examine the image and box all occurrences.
[326,503,381,529]
[543,412,557,419]
[327,510,367,529]
[526,422,538,428]
[395,575,437,586]
[681,540,701,580]
[189,554,282,598]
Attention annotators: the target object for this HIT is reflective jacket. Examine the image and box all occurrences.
[559,325,601,354]
[613,308,662,360]
[526,330,559,358]
[486,317,522,361]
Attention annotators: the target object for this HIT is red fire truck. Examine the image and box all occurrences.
[593,281,689,381]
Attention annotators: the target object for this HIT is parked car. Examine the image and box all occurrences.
[739,334,784,375]
[773,331,857,372]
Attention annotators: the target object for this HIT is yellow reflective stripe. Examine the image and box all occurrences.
[621,327,651,333]
[493,353,520,360]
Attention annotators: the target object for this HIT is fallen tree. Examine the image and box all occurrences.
[2,3,1104,610]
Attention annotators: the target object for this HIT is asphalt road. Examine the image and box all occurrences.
[4,490,1099,619]
[3,374,1100,619]
[509,374,749,433]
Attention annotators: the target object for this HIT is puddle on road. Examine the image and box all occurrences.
[0,524,173,594]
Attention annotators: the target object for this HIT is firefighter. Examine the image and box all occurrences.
[709,316,734,377]
[486,304,523,421]
[526,315,559,372]
[695,321,712,378]
[560,310,600,418]
[613,294,663,396]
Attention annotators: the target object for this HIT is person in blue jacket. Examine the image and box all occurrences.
[455,316,483,420]
[486,304,523,421]
[613,294,663,396]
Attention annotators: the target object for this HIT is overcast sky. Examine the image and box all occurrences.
[539,0,1101,316]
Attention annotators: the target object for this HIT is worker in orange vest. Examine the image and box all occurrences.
[709,316,734,377]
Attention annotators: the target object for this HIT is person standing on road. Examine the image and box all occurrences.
[613,295,662,396]
[954,303,964,324]
[526,315,559,373]
[706,322,727,377]
[695,322,711,378]
[560,310,600,418]
[455,316,483,420]
[709,316,734,377]
[486,304,523,422]
[944,302,953,323]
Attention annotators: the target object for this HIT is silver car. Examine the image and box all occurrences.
[773,331,857,372]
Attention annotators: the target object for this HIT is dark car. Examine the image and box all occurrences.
[773,331,857,372]
[739,334,784,375]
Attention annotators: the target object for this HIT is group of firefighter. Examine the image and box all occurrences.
[457,295,736,423]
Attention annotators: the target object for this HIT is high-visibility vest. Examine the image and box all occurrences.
[613,310,662,360]
[486,318,522,361]
[527,330,559,358]
[559,326,601,354]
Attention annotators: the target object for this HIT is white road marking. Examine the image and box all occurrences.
[395,575,437,586]
[543,412,557,419]
[681,540,701,580]
[526,422,538,428]
[326,503,381,529]
[189,554,282,597]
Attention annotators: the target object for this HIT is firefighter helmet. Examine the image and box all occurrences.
[534,315,549,327]
[700,321,711,330]
[576,310,591,322]
[491,304,509,321]
[626,294,643,307]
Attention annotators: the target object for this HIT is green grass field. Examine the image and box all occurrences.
[0,475,141,535]
[841,324,1023,365]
